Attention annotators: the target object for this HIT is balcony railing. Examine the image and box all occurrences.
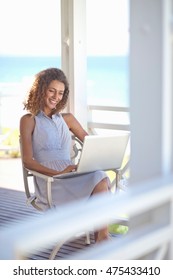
[87,105,130,134]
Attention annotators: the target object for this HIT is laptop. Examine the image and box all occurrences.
[53,133,130,179]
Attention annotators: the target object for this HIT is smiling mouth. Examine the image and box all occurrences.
[49,99,58,105]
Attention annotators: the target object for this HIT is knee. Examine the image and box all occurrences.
[101,178,109,190]
[93,178,109,194]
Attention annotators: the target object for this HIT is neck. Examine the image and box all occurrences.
[42,108,56,118]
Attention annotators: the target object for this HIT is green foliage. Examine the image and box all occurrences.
[0,128,20,158]
[108,223,128,235]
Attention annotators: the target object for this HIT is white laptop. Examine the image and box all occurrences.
[53,133,130,179]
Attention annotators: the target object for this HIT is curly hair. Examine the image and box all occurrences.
[24,68,69,115]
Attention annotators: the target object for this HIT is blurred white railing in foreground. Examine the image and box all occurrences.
[0,175,173,260]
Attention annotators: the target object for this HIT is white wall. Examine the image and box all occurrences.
[130,0,173,183]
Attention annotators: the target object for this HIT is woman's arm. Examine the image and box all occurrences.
[62,113,88,142]
[20,114,76,176]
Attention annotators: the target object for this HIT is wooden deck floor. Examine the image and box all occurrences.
[0,187,95,260]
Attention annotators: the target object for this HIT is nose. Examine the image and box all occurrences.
[55,91,63,101]
[52,91,58,99]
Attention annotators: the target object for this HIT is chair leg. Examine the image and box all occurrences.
[49,232,91,259]
[85,232,90,245]
[49,240,66,260]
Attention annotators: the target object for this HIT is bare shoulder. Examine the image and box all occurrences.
[62,112,74,120]
[20,113,34,123]
[20,114,35,132]
[20,113,32,120]
[62,113,87,141]
[62,113,75,126]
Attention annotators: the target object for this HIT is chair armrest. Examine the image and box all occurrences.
[26,168,54,209]
[26,169,54,182]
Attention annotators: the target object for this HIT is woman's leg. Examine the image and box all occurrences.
[91,178,110,242]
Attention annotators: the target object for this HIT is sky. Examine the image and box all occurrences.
[0,0,129,57]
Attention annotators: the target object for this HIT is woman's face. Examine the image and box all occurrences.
[43,80,65,115]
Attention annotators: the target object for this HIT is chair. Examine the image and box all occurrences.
[20,135,90,259]
[20,135,129,259]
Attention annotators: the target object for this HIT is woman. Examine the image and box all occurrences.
[20,68,110,242]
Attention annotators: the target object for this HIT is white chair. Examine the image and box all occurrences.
[20,135,129,259]
[20,135,90,259]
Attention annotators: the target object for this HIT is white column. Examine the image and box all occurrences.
[130,0,173,183]
[61,0,87,130]
[161,0,173,175]
[129,0,173,259]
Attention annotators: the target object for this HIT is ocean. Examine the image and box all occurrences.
[0,56,129,129]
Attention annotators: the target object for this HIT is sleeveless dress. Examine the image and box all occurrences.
[32,111,110,210]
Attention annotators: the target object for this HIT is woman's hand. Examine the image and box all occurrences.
[60,165,77,174]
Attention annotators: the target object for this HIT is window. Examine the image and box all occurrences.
[0,0,61,132]
[86,0,129,107]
